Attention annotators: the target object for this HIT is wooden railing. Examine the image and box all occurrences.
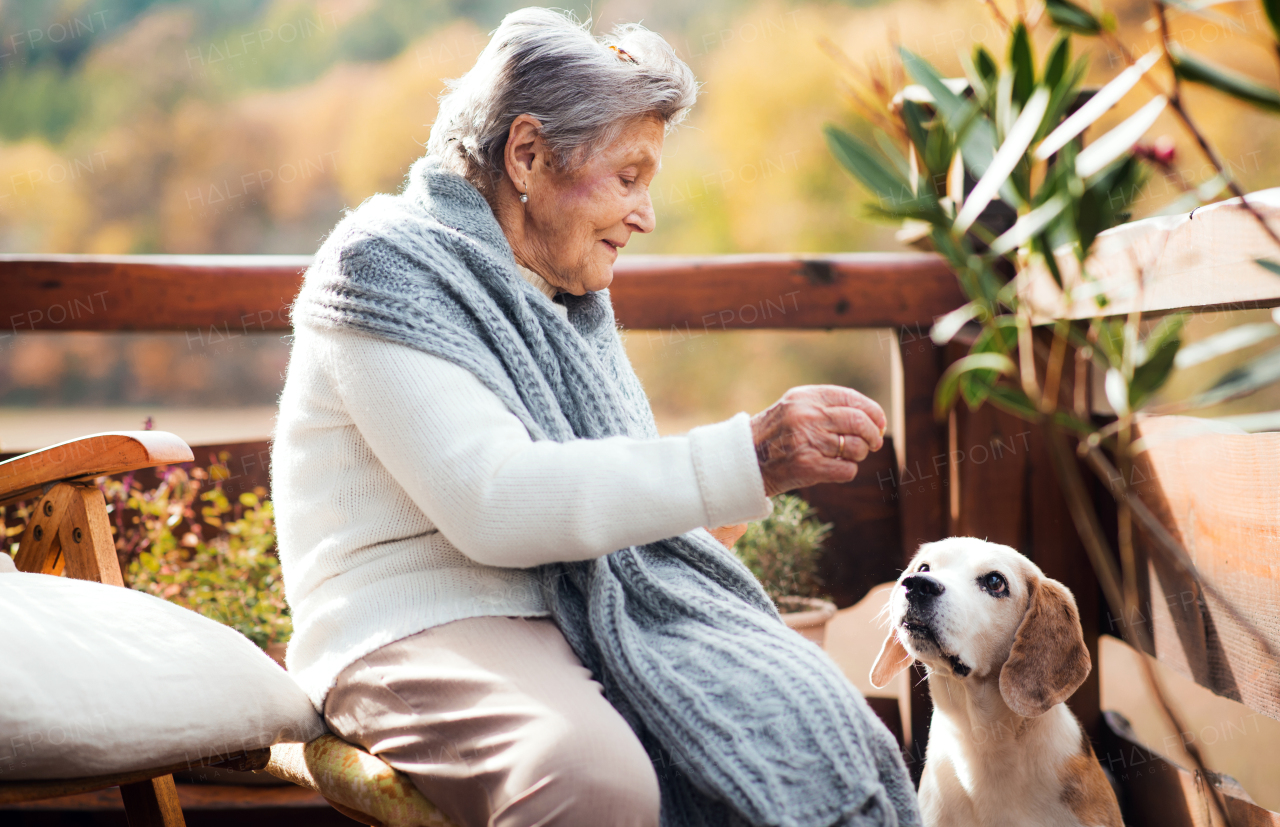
[3,190,1280,824]
[0,252,961,332]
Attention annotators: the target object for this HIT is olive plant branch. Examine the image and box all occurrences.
[981,0,1015,32]
[1073,345,1092,420]
[1018,313,1045,404]
[1039,322,1071,414]
[1025,1,1047,30]
[1099,4,1280,249]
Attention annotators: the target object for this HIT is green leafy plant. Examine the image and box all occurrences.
[100,458,291,650]
[733,494,834,606]
[824,4,1280,821]
[127,486,289,650]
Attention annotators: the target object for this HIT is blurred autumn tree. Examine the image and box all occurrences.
[2,0,1278,422]
[10,0,1273,259]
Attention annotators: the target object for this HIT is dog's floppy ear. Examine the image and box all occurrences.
[870,628,913,689]
[999,575,1091,717]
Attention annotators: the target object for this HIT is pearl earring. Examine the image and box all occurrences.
[519,190,528,204]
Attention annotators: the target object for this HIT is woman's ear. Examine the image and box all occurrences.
[999,576,1091,718]
[870,628,913,689]
[504,114,545,193]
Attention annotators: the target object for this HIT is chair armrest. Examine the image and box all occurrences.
[0,431,194,507]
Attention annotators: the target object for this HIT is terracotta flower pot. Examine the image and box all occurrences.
[777,596,838,648]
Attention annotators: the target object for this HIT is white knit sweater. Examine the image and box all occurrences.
[270,267,771,710]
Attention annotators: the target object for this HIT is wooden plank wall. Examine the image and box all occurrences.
[798,440,903,609]
[1129,416,1280,724]
[1103,711,1279,827]
[945,344,1103,742]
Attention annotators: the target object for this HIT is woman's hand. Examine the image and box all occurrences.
[706,523,748,549]
[750,385,887,497]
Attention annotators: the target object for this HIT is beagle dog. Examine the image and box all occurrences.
[871,537,1122,827]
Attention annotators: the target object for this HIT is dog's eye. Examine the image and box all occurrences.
[980,572,1007,595]
[918,563,930,572]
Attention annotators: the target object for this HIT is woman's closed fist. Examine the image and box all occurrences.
[749,385,886,497]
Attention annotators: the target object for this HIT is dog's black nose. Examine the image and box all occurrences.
[902,574,945,602]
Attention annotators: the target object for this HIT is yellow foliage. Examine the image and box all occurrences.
[0,0,1278,256]
[0,141,94,252]
[644,0,997,255]
[86,221,137,254]
[337,22,486,203]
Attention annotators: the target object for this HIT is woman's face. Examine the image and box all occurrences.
[503,114,663,295]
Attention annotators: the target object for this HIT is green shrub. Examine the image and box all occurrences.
[732,494,833,605]
[101,458,291,650]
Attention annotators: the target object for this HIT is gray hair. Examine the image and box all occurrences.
[426,8,698,198]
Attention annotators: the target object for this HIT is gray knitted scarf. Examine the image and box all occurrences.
[290,154,921,827]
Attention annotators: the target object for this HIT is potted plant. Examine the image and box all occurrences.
[731,494,839,647]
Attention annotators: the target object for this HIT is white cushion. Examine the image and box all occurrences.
[0,572,324,780]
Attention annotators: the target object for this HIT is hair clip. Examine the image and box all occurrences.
[608,44,638,64]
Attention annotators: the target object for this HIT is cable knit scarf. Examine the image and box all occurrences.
[289,153,921,827]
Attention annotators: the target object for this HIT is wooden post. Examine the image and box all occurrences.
[799,437,904,609]
[119,776,186,827]
[895,327,951,781]
[947,404,1031,544]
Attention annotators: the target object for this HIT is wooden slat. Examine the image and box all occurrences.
[0,253,964,332]
[1129,416,1280,722]
[1104,710,1279,826]
[12,483,75,575]
[1022,188,1280,323]
[58,484,124,587]
[8,193,1276,336]
[948,403,1031,546]
[865,696,905,752]
[608,254,962,330]
[0,255,310,334]
[0,750,270,805]
[0,431,194,507]
[4,782,333,812]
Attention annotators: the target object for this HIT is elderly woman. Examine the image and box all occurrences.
[273,8,919,827]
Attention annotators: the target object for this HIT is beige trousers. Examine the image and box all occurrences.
[324,615,663,827]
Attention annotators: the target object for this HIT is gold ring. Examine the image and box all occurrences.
[836,433,846,460]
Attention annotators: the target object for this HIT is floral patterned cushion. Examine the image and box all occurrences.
[266,735,457,827]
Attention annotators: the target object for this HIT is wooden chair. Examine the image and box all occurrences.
[0,430,275,825]
[0,430,458,827]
